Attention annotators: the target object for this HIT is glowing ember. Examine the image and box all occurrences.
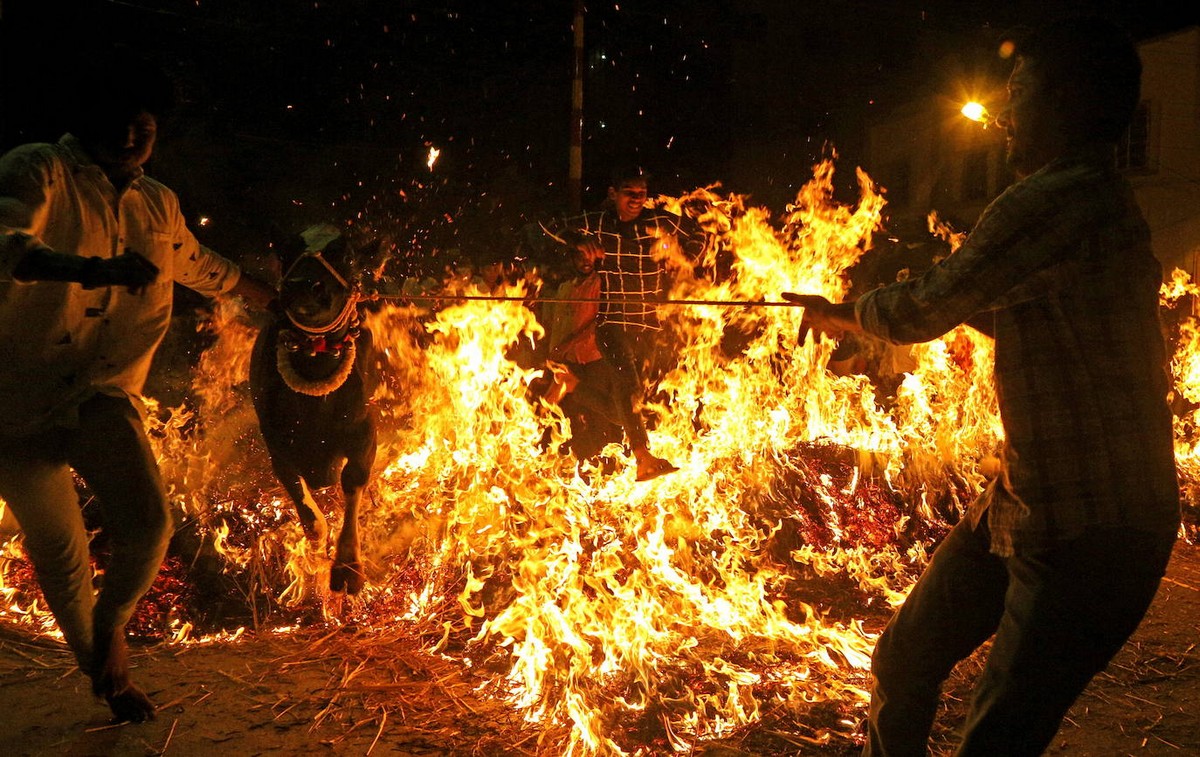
[427,145,441,171]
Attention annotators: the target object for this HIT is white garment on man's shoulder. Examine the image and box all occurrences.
[0,134,243,434]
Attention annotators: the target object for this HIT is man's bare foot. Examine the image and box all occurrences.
[633,449,679,482]
[90,627,156,723]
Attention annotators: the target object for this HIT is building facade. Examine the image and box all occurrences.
[864,26,1200,281]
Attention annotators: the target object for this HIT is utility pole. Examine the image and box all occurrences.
[0,1,6,148]
[569,0,584,213]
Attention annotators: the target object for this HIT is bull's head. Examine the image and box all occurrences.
[272,224,384,334]
[279,225,354,333]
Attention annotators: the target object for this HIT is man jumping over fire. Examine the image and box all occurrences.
[550,165,707,482]
[785,17,1181,756]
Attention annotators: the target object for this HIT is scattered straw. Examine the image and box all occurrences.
[366,709,387,755]
[161,717,179,754]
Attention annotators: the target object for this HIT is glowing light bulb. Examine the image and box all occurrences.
[961,102,988,122]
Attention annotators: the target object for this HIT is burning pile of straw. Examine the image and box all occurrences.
[2,158,1197,755]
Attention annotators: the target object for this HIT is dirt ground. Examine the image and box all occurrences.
[1,540,1197,757]
[939,539,1200,757]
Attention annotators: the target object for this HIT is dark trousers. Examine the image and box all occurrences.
[595,323,659,450]
[559,359,624,459]
[865,515,1176,756]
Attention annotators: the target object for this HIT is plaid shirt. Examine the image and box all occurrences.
[856,147,1180,556]
[562,207,702,332]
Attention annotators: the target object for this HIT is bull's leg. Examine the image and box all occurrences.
[275,464,328,545]
[329,482,365,594]
[329,435,375,595]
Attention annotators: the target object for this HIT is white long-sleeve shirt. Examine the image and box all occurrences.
[0,134,243,434]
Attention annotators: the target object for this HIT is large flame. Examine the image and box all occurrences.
[2,157,1197,753]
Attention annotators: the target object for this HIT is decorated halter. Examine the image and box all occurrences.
[276,245,363,397]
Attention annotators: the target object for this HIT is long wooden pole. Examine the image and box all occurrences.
[368,293,806,308]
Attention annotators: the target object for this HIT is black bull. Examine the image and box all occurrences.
[249,225,381,594]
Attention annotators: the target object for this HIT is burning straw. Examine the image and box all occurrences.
[2,156,1198,755]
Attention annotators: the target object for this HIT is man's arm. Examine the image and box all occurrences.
[0,146,160,292]
[152,184,275,310]
[6,233,159,292]
[853,165,1109,345]
[0,145,58,278]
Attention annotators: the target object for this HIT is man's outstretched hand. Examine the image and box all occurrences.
[12,245,159,293]
[229,272,278,311]
[81,252,159,294]
[780,292,860,343]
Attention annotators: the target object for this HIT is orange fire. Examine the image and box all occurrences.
[1,157,1197,753]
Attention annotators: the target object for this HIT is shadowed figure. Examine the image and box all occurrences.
[0,44,275,723]
[250,224,382,594]
[785,18,1181,755]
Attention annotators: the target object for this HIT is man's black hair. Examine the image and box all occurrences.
[66,45,177,136]
[609,163,651,190]
[1013,16,1142,143]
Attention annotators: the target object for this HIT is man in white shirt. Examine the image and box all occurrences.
[0,46,274,722]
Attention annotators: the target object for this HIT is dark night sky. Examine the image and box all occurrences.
[2,0,1197,268]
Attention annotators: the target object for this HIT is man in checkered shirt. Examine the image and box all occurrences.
[557,166,706,480]
[787,17,1180,756]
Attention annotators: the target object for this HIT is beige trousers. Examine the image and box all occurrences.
[0,393,172,672]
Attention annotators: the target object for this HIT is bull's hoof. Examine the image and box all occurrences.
[330,561,365,594]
